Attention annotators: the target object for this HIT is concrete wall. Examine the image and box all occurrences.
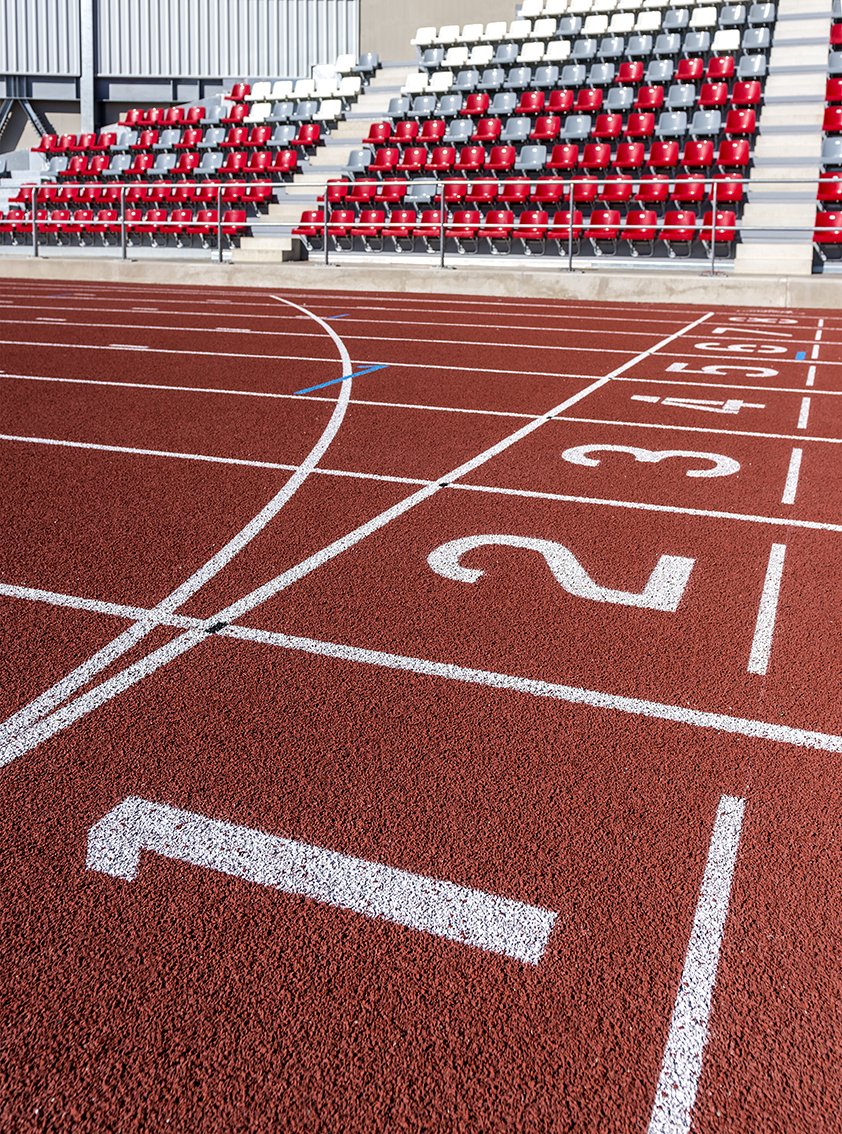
[1,102,83,154]
[359,0,515,62]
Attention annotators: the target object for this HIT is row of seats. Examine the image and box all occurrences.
[816,12,842,258]
[0,208,249,247]
[37,149,301,181]
[293,205,737,258]
[412,5,776,48]
[224,54,379,102]
[11,183,274,208]
[318,173,746,211]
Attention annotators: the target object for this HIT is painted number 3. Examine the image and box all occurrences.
[561,444,741,478]
[428,535,695,612]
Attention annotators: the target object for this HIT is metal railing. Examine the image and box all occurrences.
[0,174,832,276]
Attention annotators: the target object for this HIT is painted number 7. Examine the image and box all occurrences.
[428,535,695,612]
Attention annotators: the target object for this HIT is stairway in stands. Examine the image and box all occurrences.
[734,0,831,274]
[232,64,408,263]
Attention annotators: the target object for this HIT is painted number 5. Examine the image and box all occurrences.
[561,444,740,478]
[428,535,695,612]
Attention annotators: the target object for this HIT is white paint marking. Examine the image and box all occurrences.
[747,543,787,676]
[108,344,150,351]
[0,312,716,763]
[797,397,811,430]
[806,365,816,387]
[780,448,803,506]
[561,444,740,479]
[647,795,746,1134]
[632,395,662,403]
[427,535,694,611]
[86,798,557,964]
[556,416,842,447]
[0,296,356,751]
[811,344,821,360]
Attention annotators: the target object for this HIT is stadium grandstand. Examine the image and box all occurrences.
[0,3,839,1133]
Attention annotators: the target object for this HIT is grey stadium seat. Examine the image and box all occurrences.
[268,124,296,147]
[411,95,437,117]
[683,32,711,55]
[531,65,560,88]
[406,181,436,205]
[646,59,674,84]
[453,69,481,92]
[738,54,768,79]
[720,5,748,28]
[501,116,532,143]
[153,128,180,151]
[572,38,598,62]
[558,16,583,36]
[491,91,518,115]
[196,151,224,177]
[347,148,372,174]
[654,33,682,57]
[515,144,547,172]
[437,93,464,117]
[656,111,688,139]
[112,129,137,152]
[560,64,587,87]
[268,101,294,121]
[691,110,722,137]
[495,43,519,66]
[663,10,690,30]
[203,105,224,125]
[607,88,634,113]
[387,96,410,118]
[478,67,506,91]
[149,153,176,177]
[742,27,771,51]
[102,153,131,178]
[563,114,592,141]
[291,99,319,121]
[821,137,842,167]
[198,127,226,150]
[589,62,616,85]
[421,47,445,69]
[444,118,472,143]
[355,52,380,75]
[504,67,533,89]
[626,35,654,59]
[748,4,776,24]
[597,38,624,62]
[667,84,696,111]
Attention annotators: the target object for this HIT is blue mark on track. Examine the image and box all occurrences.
[326,314,350,320]
[795,351,806,360]
[295,364,389,396]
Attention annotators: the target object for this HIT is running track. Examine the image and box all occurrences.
[0,279,839,1133]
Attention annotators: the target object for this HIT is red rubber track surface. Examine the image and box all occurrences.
[0,280,839,1134]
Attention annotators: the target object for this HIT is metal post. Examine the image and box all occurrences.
[217,183,223,263]
[31,185,38,257]
[439,181,446,269]
[120,183,127,259]
[323,179,330,266]
[567,179,574,273]
[709,177,718,277]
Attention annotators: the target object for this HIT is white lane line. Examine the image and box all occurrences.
[647,795,746,1134]
[86,797,557,964]
[797,397,811,430]
[1,311,715,764]
[3,584,841,755]
[555,416,842,446]
[0,582,199,627]
[811,344,821,359]
[806,365,816,387]
[0,295,356,750]
[780,448,803,506]
[747,544,787,676]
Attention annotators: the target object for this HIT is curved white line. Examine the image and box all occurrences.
[0,295,354,748]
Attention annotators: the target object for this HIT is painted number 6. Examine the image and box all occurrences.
[561,444,740,478]
[428,535,695,612]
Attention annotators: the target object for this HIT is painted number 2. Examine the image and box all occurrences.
[428,535,695,612]
[561,444,740,478]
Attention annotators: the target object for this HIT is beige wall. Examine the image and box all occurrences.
[360,0,516,62]
[2,104,83,155]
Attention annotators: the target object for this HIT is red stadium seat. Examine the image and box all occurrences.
[86,155,111,179]
[818,172,842,205]
[125,184,152,206]
[292,209,325,240]
[832,23,842,46]
[635,86,665,111]
[142,107,164,126]
[498,178,532,207]
[671,173,707,206]
[385,208,417,244]
[550,210,584,252]
[572,177,599,205]
[662,209,697,256]
[61,209,95,237]
[718,139,750,171]
[327,208,355,243]
[699,83,728,110]
[122,109,143,127]
[446,208,482,249]
[624,112,655,140]
[33,134,58,154]
[128,153,155,178]
[616,62,644,85]
[291,124,321,149]
[419,119,446,144]
[185,106,205,126]
[531,177,569,206]
[245,151,272,178]
[90,209,121,240]
[465,178,499,205]
[221,102,248,126]
[710,173,745,207]
[174,151,201,177]
[599,176,634,207]
[371,147,399,175]
[163,107,186,126]
[823,107,842,134]
[220,126,248,148]
[174,128,203,149]
[427,146,457,173]
[482,209,515,250]
[129,207,169,239]
[415,208,445,244]
[635,177,670,208]
[547,90,574,113]
[131,129,159,150]
[705,57,735,81]
[350,208,387,248]
[587,209,621,254]
[365,121,392,145]
[148,184,176,206]
[814,211,842,258]
[441,178,469,204]
[594,113,622,141]
[396,146,428,173]
[168,208,195,243]
[394,120,420,143]
[268,150,298,177]
[732,81,762,108]
[514,209,549,251]
[348,179,378,204]
[676,59,704,83]
[59,156,88,180]
[827,78,842,104]
[517,91,545,115]
[581,142,612,172]
[682,140,715,171]
[485,144,516,172]
[649,141,680,172]
[69,133,97,152]
[454,145,486,173]
[575,89,603,113]
[530,115,562,142]
[614,142,645,172]
[473,118,502,143]
[461,93,490,117]
[246,126,272,148]
[547,143,579,171]
[701,209,737,252]
[622,209,659,256]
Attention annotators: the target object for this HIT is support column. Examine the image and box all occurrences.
[79,0,96,133]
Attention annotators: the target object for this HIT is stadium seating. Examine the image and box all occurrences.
[2,55,379,250]
[293,2,775,260]
[815,9,842,262]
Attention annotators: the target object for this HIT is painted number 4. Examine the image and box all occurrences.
[632,394,765,415]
